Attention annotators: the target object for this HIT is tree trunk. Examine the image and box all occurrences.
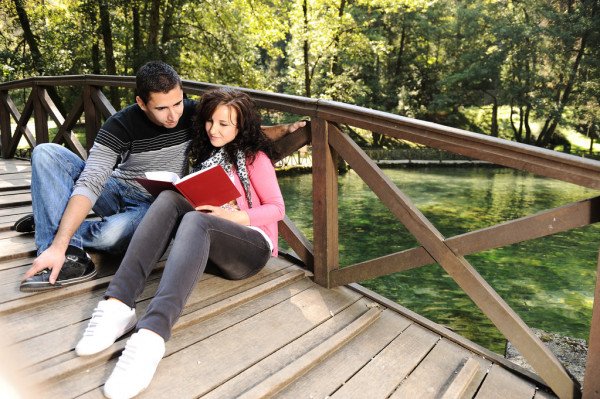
[536,30,589,147]
[132,0,142,73]
[384,15,407,112]
[394,22,407,77]
[81,0,101,73]
[147,0,162,59]
[13,0,44,73]
[161,0,182,68]
[586,123,595,155]
[303,0,311,97]
[490,94,499,137]
[524,104,532,144]
[99,0,119,107]
[12,0,64,113]
[509,104,523,142]
[330,0,347,81]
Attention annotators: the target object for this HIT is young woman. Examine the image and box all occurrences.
[74,88,285,399]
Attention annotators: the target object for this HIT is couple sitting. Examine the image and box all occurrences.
[14,61,299,398]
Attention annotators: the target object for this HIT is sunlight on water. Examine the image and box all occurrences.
[278,166,600,353]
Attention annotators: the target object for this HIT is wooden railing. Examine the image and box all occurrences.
[1,75,599,399]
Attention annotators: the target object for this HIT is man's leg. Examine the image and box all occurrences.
[29,143,86,254]
[19,144,97,292]
[77,177,153,254]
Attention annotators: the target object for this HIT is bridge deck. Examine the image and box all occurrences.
[0,158,556,398]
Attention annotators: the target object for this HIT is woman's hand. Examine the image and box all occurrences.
[195,204,250,225]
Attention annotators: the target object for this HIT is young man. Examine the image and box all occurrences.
[16,61,303,292]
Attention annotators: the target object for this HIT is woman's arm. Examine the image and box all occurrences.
[245,152,285,227]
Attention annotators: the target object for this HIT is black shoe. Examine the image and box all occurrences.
[20,246,96,292]
[12,214,35,233]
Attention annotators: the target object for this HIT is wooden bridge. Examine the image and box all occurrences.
[1,76,600,398]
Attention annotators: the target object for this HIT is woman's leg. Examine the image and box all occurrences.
[137,211,272,340]
[75,191,193,357]
[102,210,271,398]
[105,190,194,308]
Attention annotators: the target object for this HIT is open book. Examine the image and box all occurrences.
[135,165,241,207]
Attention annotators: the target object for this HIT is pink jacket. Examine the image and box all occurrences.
[230,151,285,256]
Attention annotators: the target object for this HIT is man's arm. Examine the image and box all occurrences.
[262,120,307,141]
[23,195,93,284]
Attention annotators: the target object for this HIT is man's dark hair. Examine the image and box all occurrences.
[135,61,182,104]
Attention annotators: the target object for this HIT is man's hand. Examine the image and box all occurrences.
[22,195,93,284]
[23,246,66,284]
[262,120,307,141]
[287,120,307,134]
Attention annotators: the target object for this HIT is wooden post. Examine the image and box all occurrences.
[83,85,101,151]
[32,85,49,145]
[0,91,11,159]
[311,118,339,287]
[583,246,600,398]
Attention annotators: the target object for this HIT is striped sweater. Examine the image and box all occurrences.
[72,99,196,205]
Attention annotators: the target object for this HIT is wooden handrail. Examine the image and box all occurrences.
[328,122,578,398]
[331,196,600,285]
[584,253,600,398]
[0,75,598,398]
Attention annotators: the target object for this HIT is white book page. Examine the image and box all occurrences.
[145,171,180,183]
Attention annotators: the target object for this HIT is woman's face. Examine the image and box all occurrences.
[205,104,239,148]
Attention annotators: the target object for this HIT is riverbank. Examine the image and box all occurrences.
[275,158,497,176]
[375,159,493,166]
[505,329,588,387]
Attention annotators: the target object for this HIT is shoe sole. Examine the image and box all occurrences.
[19,267,98,292]
[104,385,149,399]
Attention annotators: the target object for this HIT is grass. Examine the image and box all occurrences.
[461,105,600,154]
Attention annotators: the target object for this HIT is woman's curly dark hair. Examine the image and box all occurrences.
[189,87,276,167]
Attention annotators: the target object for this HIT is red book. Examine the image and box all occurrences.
[135,165,241,207]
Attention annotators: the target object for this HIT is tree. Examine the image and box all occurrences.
[435,1,510,136]
[11,0,65,111]
[502,0,598,150]
[1,0,598,155]
[533,0,597,149]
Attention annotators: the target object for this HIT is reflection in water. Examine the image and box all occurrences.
[278,166,600,353]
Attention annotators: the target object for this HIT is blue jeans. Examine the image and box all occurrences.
[105,190,271,340]
[30,143,153,255]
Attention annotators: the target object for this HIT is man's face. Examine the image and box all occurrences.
[136,87,184,128]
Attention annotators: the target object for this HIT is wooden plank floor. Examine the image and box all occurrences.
[0,158,557,399]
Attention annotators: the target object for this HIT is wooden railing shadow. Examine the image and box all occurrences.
[1,75,600,399]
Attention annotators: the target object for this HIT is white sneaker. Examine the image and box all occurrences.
[75,299,137,356]
[103,329,165,399]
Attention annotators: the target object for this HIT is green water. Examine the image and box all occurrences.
[277,166,600,353]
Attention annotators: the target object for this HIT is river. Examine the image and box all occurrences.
[277,166,600,353]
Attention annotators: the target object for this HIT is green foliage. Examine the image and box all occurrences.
[1,0,598,155]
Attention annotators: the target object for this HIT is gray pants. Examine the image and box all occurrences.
[105,190,272,340]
